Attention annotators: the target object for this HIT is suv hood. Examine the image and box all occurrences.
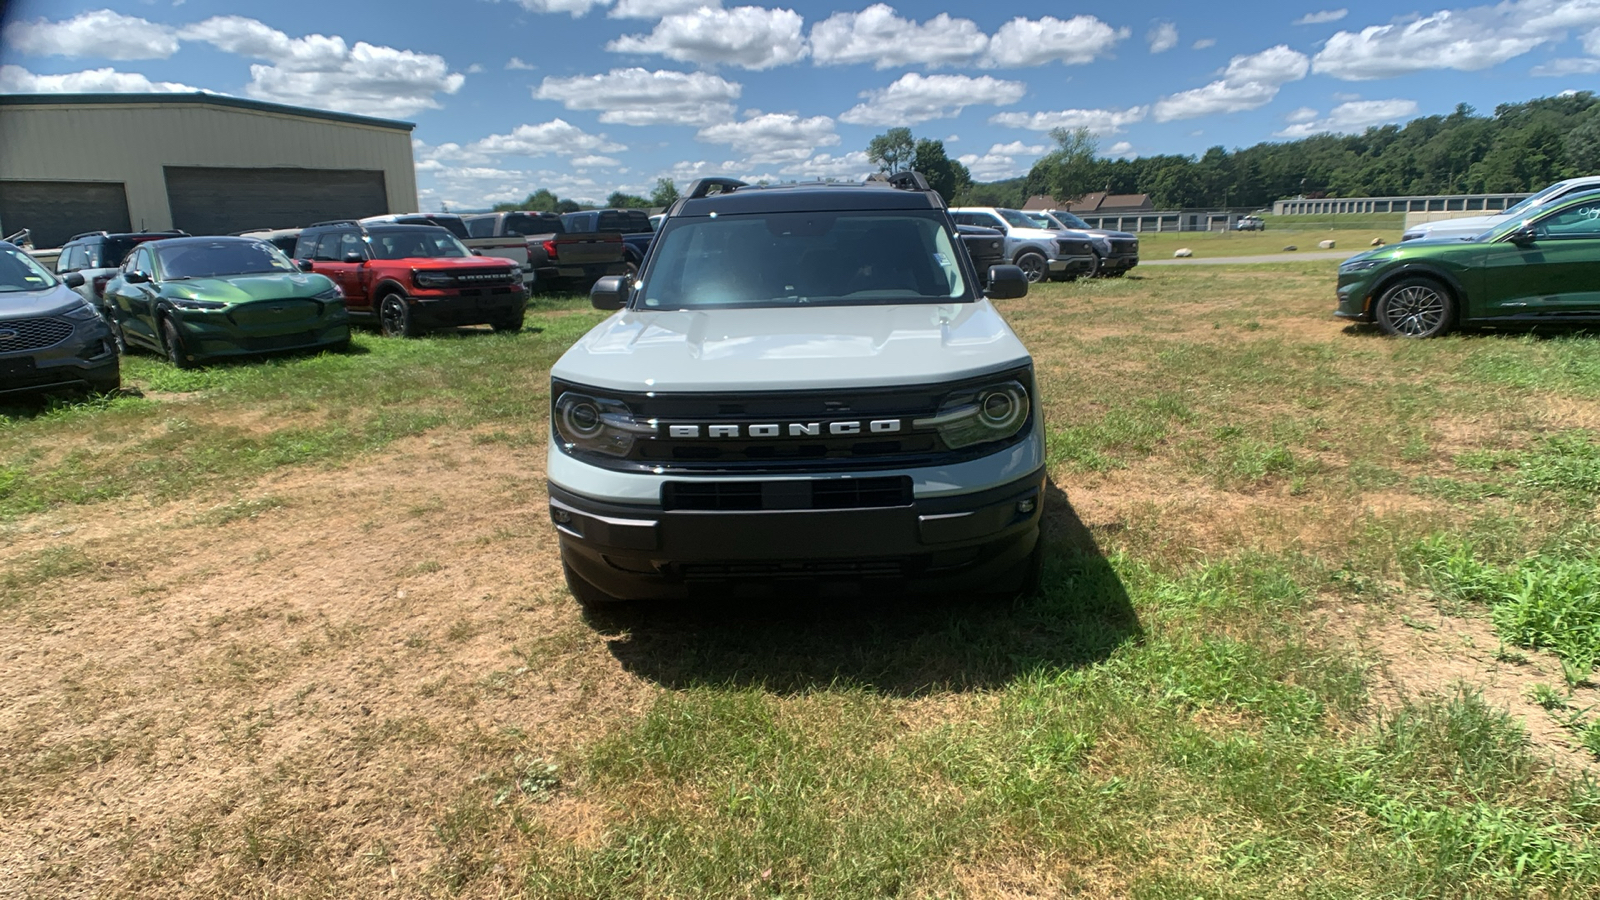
[0,284,92,319]
[553,301,1031,393]
[1008,226,1065,241]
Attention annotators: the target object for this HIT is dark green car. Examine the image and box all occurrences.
[1336,188,1600,337]
[105,236,350,367]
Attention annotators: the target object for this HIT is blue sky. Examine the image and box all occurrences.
[2,0,1597,210]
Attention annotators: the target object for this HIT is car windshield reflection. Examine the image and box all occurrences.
[157,240,298,279]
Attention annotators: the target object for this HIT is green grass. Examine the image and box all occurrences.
[9,268,1600,897]
[1133,215,1403,259]
[0,308,601,520]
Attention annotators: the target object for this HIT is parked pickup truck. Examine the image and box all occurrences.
[560,209,655,280]
[949,207,1097,283]
[462,211,628,292]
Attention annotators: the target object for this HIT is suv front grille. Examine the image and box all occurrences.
[0,317,73,352]
[662,476,912,511]
[447,270,517,287]
[1110,239,1138,254]
[554,368,1034,474]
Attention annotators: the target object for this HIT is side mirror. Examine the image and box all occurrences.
[1509,225,1537,246]
[985,265,1028,300]
[470,249,484,256]
[590,275,628,310]
[342,251,365,264]
[295,259,314,272]
[125,270,151,284]
[64,272,86,288]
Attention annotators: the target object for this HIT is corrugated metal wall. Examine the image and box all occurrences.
[0,100,417,243]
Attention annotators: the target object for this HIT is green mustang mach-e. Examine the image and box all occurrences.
[103,236,350,367]
[1336,188,1600,338]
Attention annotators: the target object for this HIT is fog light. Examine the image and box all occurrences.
[551,507,572,524]
[1016,497,1037,514]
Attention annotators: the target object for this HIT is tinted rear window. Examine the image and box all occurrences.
[504,213,564,236]
[596,210,652,234]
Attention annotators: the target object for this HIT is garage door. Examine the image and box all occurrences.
[0,180,131,250]
[165,167,389,236]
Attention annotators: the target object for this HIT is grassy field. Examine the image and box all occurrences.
[4,270,1600,898]
[1135,214,1405,259]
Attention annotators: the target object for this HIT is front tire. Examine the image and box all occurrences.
[492,309,525,333]
[1014,251,1048,284]
[1375,277,1455,338]
[378,293,417,338]
[1084,251,1102,279]
[160,317,196,369]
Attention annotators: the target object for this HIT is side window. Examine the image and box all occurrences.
[129,247,153,276]
[57,245,83,272]
[338,232,365,259]
[293,233,315,259]
[84,244,103,268]
[951,213,973,227]
[315,233,343,261]
[566,215,591,233]
[1535,203,1600,239]
[982,214,1006,230]
[467,217,494,238]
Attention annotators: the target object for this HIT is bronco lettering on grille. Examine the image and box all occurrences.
[665,420,904,439]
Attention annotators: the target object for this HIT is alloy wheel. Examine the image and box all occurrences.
[1383,284,1447,337]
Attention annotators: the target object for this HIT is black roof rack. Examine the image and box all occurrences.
[887,171,931,192]
[684,177,748,200]
[67,230,109,242]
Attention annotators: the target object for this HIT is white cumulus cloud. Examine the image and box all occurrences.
[179,16,464,117]
[506,57,536,70]
[983,16,1129,68]
[1148,21,1179,53]
[1274,98,1420,137]
[1286,106,1320,123]
[779,150,875,178]
[1311,0,1600,80]
[1152,44,1309,121]
[696,112,839,162]
[0,64,199,93]
[607,6,808,70]
[1294,9,1349,25]
[504,0,613,15]
[469,119,628,158]
[957,151,1028,181]
[1192,38,1217,49]
[989,105,1149,135]
[610,0,721,17]
[810,5,988,68]
[535,68,740,126]
[2,9,180,59]
[839,73,1027,125]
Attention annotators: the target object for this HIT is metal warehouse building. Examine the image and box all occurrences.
[0,93,418,249]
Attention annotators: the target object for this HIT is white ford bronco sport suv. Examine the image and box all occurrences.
[546,173,1044,604]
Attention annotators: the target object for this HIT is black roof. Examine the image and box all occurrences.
[676,182,945,217]
[0,92,414,132]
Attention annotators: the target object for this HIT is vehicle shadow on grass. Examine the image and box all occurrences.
[584,479,1141,697]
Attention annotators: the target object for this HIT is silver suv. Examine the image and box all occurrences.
[547,174,1044,605]
[950,207,1097,282]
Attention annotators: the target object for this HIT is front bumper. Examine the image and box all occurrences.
[1050,255,1096,276]
[1102,253,1139,272]
[551,466,1046,600]
[409,287,526,327]
[0,327,119,397]
[1334,276,1375,321]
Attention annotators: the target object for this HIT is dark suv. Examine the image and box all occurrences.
[294,221,526,336]
[56,230,186,306]
[1,240,120,398]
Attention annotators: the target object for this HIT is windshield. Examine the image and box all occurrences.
[636,211,970,310]
[1053,211,1092,229]
[369,228,471,259]
[0,245,58,293]
[156,240,297,279]
[1022,212,1051,228]
[997,209,1040,228]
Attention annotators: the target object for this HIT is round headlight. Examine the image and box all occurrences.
[978,386,1026,431]
[560,396,604,439]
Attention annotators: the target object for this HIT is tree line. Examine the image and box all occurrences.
[1002,91,1600,210]
[485,92,1596,215]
